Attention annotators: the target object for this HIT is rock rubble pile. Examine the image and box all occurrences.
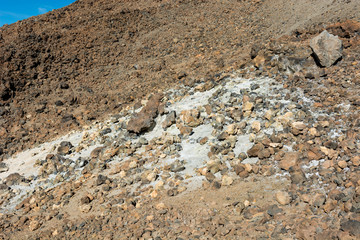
[0,2,359,238]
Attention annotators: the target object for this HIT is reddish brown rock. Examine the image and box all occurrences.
[127,93,163,134]
[247,143,264,158]
[179,109,202,127]
[279,152,299,171]
[308,147,323,160]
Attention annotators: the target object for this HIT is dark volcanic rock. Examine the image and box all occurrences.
[4,173,24,186]
[247,143,264,157]
[340,220,360,236]
[57,141,73,155]
[127,93,163,134]
[0,162,9,173]
[96,175,107,186]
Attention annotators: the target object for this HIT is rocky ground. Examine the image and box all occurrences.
[0,0,360,239]
[0,0,359,158]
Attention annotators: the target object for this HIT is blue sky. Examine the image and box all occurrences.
[0,0,76,27]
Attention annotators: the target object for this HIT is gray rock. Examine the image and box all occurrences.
[162,111,176,129]
[4,173,24,186]
[0,162,9,173]
[171,164,185,173]
[57,141,73,155]
[96,174,108,186]
[138,137,148,145]
[310,30,343,67]
[0,183,9,193]
[100,128,112,135]
[267,204,283,216]
[340,220,360,236]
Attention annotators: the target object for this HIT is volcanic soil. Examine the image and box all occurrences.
[0,0,360,239]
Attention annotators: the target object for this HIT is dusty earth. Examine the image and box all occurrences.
[0,0,360,239]
[0,0,359,158]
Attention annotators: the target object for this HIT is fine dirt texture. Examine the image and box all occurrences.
[0,0,360,239]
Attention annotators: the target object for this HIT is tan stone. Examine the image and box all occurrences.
[319,121,330,128]
[309,127,318,136]
[244,163,253,173]
[242,102,254,112]
[180,109,202,127]
[129,161,137,169]
[29,220,41,231]
[215,114,225,124]
[155,180,164,190]
[146,172,157,182]
[323,199,337,213]
[225,124,238,135]
[253,54,265,68]
[177,124,193,136]
[300,194,311,203]
[242,95,250,104]
[352,156,360,166]
[279,152,299,171]
[150,190,158,198]
[276,112,294,124]
[155,202,167,210]
[308,148,323,160]
[221,175,234,186]
[251,121,261,133]
[292,121,306,130]
[79,204,92,213]
[275,191,291,205]
[338,160,347,169]
[322,160,334,169]
[199,137,208,145]
[264,109,273,120]
[52,229,59,236]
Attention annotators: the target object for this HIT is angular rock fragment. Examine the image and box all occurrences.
[96,174,108,186]
[29,220,41,231]
[267,204,283,216]
[340,220,360,236]
[279,152,299,171]
[180,109,202,127]
[79,204,92,213]
[4,173,24,186]
[0,162,9,173]
[127,93,163,134]
[57,141,73,155]
[247,143,264,157]
[275,191,291,205]
[90,147,105,159]
[162,111,176,129]
[310,30,343,67]
[221,175,233,186]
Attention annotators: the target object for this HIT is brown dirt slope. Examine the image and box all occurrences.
[0,0,359,158]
